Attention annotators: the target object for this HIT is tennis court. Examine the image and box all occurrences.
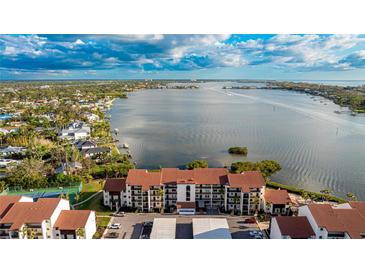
[0,183,82,202]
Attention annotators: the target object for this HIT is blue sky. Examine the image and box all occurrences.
[1,34,365,80]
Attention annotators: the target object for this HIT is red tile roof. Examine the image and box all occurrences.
[333,209,365,239]
[0,196,22,219]
[307,203,365,238]
[264,189,291,205]
[274,216,315,239]
[126,168,265,191]
[307,204,346,232]
[349,201,365,219]
[54,210,93,230]
[0,198,63,230]
[126,169,162,191]
[193,168,228,185]
[104,178,126,192]
[227,171,265,192]
[176,202,196,209]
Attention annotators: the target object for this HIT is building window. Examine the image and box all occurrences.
[186,185,191,202]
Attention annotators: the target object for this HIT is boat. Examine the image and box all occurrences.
[122,143,129,149]
[113,128,119,135]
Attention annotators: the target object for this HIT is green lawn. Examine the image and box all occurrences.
[74,179,113,216]
[93,215,112,239]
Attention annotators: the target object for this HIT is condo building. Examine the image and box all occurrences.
[103,168,266,215]
[0,196,96,239]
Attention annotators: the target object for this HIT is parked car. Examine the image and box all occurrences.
[244,218,256,224]
[108,223,121,229]
[105,232,119,238]
[113,211,125,217]
[143,221,153,227]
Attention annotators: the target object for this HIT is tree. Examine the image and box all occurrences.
[157,188,165,213]
[302,191,310,201]
[186,160,208,170]
[76,228,85,239]
[228,146,248,155]
[230,160,281,178]
[5,158,49,189]
[320,189,331,195]
[346,192,357,201]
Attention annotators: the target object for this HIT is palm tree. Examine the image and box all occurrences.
[157,188,165,213]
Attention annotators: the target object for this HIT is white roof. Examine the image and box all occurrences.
[150,218,176,239]
[192,218,232,239]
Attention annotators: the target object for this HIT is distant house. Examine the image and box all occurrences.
[263,189,292,215]
[0,127,18,135]
[81,147,111,158]
[270,216,315,239]
[83,112,100,123]
[55,162,82,174]
[298,202,365,239]
[0,159,20,168]
[59,121,91,141]
[0,146,26,156]
[74,140,97,150]
[53,210,96,239]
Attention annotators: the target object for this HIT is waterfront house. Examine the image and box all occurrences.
[83,112,100,123]
[263,189,292,215]
[270,216,315,239]
[102,168,265,215]
[59,121,91,141]
[298,202,365,239]
[74,140,97,150]
[81,147,111,158]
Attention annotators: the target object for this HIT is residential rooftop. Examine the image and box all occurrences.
[264,189,291,205]
[274,216,315,239]
[54,210,94,231]
[307,203,365,239]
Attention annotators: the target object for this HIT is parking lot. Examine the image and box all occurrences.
[103,213,265,239]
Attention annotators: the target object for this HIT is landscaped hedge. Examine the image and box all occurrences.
[266,181,346,203]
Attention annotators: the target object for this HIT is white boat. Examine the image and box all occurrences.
[122,143,129,149]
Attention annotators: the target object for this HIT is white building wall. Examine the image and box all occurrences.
[19,196,33,203]
[84,211,97,239]
[50,199,71,233]
[270,218,285,239]
[298,205,327,239]
[177,184,195,202]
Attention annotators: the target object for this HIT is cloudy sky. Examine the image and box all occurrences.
[1,34,365,80]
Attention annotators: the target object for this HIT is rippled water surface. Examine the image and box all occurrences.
[110,82,365,199]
